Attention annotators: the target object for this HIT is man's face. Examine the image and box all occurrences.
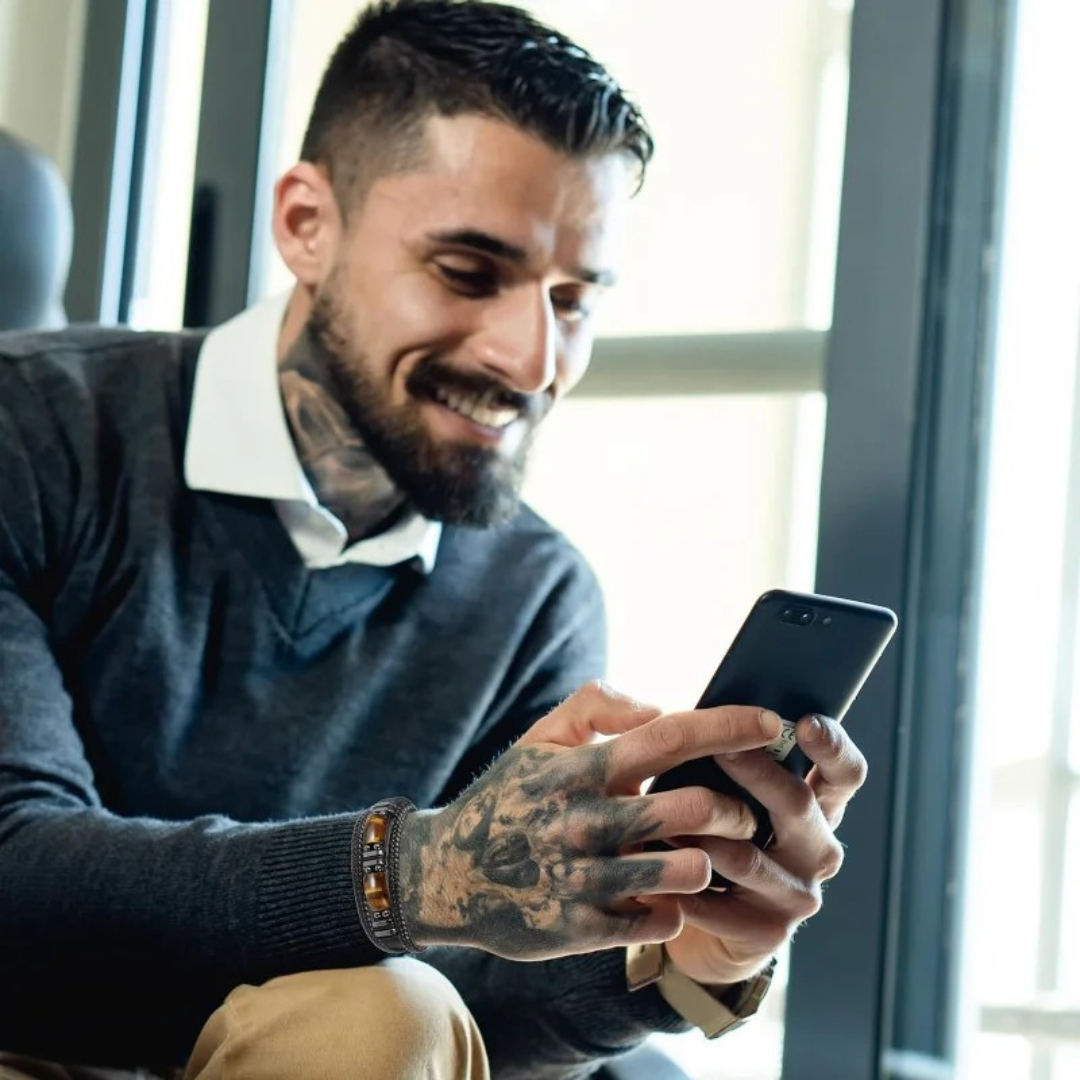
[305,115,632,526]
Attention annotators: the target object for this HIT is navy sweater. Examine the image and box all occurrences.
[0,328,684,1075]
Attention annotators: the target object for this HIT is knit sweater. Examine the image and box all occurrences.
[0,327,685,1076]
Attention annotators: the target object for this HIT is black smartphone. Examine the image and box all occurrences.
[646,589,897,882]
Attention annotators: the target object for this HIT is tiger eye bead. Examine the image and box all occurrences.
[364,872,390,911]
[364,813,387,846]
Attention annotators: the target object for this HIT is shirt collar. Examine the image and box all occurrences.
[184,291,441,573]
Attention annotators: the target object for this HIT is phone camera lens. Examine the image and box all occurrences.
[780,605,817,626]
[798,610,815,625]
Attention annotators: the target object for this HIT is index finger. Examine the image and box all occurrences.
[604,706,782,788]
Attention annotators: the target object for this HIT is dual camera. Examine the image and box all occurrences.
[779,605,830,627]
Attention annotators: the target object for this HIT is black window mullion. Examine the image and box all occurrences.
[183,0,278,328]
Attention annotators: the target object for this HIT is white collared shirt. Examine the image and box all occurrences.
[184,291,441,572]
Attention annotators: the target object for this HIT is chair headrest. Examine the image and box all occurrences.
[0,130,74,331]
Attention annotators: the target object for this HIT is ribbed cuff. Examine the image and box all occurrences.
[256,813,376,974]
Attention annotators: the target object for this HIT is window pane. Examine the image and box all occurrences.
[1059,791,1080,1000]
[524,394,825,708]
[962,0,1080,1074]
[257,0,851,336]
[970,1034,1032,1078]
[1053,1045,1080,1080]
[125,0,211,330]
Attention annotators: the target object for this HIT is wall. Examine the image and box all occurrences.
[0,0,87,182]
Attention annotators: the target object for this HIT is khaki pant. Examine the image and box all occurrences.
[1,960,490,1080]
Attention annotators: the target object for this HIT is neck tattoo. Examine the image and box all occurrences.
[278,327,407,544]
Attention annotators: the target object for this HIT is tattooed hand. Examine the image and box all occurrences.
[398,682,782,960]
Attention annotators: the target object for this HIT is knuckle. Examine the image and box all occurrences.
[819,841,845,881]
[713,707,739,745]
[792,884,823,921]
[651,717,690,759]
[732,799,758,839]
[849,748,869,789]
[580,679,611,703]
[728,841,766,881]
[680,787,717,830]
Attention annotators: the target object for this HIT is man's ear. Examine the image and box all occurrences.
[272,162,341,287]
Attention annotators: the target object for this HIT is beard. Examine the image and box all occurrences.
[306,280,550,528]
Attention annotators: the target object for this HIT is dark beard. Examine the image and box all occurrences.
[307,289,548,527]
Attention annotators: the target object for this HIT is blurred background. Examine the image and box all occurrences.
[1,0,1077,1076]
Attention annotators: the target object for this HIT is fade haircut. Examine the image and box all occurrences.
[300,0,654,215]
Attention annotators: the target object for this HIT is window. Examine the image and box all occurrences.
[960,2,1080,1076]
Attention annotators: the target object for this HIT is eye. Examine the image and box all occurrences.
[550,286,595,323]
[437,261,497,297]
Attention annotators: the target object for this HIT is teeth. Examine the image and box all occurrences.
[434,387,519,429]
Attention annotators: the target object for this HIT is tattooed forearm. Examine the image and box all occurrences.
[279,328,405,542]
[398,744,670,959]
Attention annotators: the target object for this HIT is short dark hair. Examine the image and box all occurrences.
[300,0,654,212]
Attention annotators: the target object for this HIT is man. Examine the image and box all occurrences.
[0,2,864,1077]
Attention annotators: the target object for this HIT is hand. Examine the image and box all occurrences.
[662,714,868,988]
[398,682,782,960]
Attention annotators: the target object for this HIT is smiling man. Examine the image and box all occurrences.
[0,3,865,1079]
[273,110,627,533]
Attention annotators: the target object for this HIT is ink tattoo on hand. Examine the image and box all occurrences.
[400,743,669,959]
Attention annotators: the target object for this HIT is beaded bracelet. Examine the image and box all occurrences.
[352,797,425,955]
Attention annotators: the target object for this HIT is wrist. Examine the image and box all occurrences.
[396,806,442,949]
[626,944,776,1039]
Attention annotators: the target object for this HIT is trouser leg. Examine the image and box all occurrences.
[183,960,490,1080]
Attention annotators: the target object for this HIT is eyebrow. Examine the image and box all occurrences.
[426,228,617,287]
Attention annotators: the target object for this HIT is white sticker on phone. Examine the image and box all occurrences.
[764,718,799,763]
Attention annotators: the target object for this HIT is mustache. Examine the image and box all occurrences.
[406,357,552,425]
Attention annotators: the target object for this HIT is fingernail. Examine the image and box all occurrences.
[805,716,825,741]
[760,710,782,738]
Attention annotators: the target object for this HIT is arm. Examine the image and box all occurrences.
[0,389,377,1067]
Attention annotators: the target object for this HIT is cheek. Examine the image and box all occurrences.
[556,336,594,397]
[374,276,479,372]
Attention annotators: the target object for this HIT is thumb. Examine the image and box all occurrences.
[519,681,663,749]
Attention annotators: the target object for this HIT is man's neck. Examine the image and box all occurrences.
[277,324,407,545]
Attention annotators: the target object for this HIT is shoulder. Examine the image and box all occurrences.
[0,325,207,444]
[0,324,205,397]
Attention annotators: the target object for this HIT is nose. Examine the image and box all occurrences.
[473,284,558,395]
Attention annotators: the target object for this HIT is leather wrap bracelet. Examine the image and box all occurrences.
[352,797,425,955]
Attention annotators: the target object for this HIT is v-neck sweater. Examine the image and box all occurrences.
[0,327,686,1075]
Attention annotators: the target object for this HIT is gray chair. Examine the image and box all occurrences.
[0,129,73,331]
